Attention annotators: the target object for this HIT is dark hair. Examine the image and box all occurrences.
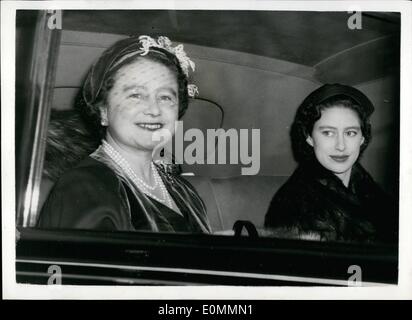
[291,85,374,164]
[76,44,189,141]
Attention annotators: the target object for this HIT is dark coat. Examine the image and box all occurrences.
[37,157,211,233]
[264,161,398,243]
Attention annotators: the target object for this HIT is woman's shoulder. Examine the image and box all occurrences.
[62,156,116,178]
[38,156,130,230]
[56,156,119,187]
[351,163,390,198]
[266,167,310,211]
[273,166,314,198]
[265,165,322,224]
[265,167,306,228]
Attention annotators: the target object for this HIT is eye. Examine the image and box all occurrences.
[129,93,143,100]
[158,94,176,104]
[321,130,334,137]
[160,95,172,101]
[345,130,358,137]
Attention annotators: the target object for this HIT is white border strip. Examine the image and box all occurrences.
[2,0,412,300]
[1,0,409,12]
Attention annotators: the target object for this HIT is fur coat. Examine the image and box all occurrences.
[264,160,398,244]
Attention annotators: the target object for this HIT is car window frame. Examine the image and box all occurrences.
[16,227,398,286]
[16,10,61,227]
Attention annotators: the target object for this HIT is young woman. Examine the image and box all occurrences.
[264,84,397,243]
[37,36,211,233]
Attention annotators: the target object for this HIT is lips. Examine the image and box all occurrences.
[330,155,349,163]
[135,123,163,131]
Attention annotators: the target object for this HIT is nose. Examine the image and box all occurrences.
[143,96,161,116]
[335,133,346,152]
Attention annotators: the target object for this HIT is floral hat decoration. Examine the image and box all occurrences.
[82,35,199,113]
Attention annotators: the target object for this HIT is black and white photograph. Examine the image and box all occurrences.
[2,0,412,299]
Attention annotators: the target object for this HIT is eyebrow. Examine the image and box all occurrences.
[122,85,177,97]
[157,86,177,97]
[122,85,146,92]
[318,125,361,130]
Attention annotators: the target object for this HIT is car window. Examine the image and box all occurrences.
[14,9,400,286]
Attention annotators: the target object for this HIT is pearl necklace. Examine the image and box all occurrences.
[101,141,172,208]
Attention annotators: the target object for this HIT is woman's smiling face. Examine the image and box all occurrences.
[306,106,365,183]
[101,57,179,152]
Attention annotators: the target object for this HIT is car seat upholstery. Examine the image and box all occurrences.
[185,175,289,231]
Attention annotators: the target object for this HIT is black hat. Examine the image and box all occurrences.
[301,83,375,116]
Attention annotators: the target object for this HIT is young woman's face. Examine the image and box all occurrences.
[306,106,365,181]
[101,58,179,152]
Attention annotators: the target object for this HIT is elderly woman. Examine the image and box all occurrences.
[37,36,211,233]
[264,84,397,243]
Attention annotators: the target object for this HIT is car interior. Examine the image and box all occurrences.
[16,10,400,233]
[13,9,401,285]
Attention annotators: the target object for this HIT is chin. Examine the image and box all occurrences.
[323,163,350,174]
[130,142,156,152]
[144,144,158,151]
[331,166,352,175]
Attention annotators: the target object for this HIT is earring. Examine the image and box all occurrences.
[99,106,108,126]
